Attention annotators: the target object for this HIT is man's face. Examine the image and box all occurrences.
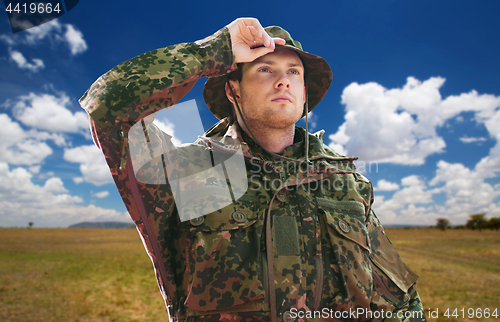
[227,48,306,132]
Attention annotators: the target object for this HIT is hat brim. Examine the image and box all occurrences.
[203,44,332,120]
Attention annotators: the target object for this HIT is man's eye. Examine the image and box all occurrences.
[259,67,270,72]
[289,69,300,75]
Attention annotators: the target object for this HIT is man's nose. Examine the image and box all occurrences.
[275,72,291,89]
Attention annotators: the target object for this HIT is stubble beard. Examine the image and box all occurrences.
[238,86,304,133]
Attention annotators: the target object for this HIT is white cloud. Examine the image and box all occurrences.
[0,34,15,46]
[0,161,77,209]
[64,24,87,55]
[28,165,41,174]
[92,191,110,199]
[8,92,90,135]
[25,20,62,44]
[328,124,348,155]
[0,113,53,165]
[0,162,128,227]
[298,110,318,132]
[372,174,447,225]
[430,160,499,212]
[0,20,87,59]
[328,142,347,156]
[374,175,437,223]
[34,131,68,147]
[372,161,500,226]
[475,107,500,177]
[63,145,113,186]
[43,177,68,193]
[0,19,88,72]
[374,179,399,191]
[329,77,500,226]
[397,204,440,226]
[394,175,436,204]
[329,77,500,165]
[73,177,84,184]
[9,49,44,72]
[459,136,487,144]
[153,118,182,145]
[428,159,500,224]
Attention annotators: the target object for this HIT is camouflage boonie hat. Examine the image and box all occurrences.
[203,26,333,120]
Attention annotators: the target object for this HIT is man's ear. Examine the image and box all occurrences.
[303,86,306,104]
[225,80,241,106]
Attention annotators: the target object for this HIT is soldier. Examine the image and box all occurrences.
[80,18,426,322]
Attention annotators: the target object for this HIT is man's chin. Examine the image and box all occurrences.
[262,114,301,129]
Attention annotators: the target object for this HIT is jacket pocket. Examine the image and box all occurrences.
[320,199,370,251]
[369,226,418,310]
[182,197,266,312]
[317,198,372,308]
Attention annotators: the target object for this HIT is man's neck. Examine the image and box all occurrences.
[239,122,295,154]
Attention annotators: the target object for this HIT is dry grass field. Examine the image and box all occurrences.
[0,227,498,322]
[0,228,166,322]
[385,228,500,322]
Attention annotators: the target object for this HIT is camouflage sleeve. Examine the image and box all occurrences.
[79,27,235,132]
[76,28,236,312]
[366,208,427,321]
[361,174,427,321]
[377,285,426,321]
[403,285,427,322]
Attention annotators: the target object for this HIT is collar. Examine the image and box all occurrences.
[199,118,357,171]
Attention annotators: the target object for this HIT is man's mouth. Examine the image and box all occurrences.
[272,95,292,103]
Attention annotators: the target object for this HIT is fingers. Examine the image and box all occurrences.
[229,18,283,48]
[242,19,287,49]
[247,26,288,51]
[238,18,268,45]
[247,25,271,48]
[272,37,286,46]
[227,17,287,63]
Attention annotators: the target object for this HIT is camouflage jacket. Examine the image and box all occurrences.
[80,27,426,322]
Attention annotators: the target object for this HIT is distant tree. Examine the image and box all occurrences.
[489,217,500,231]
[466,213,487,231]
[436,218,450,231]
[28,222,34,229]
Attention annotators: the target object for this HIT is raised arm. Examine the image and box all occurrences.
[79,18,285,134]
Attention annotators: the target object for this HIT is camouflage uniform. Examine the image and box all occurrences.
[80,27,426,322]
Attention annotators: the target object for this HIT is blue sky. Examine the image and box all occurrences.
[1,0,499,227]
